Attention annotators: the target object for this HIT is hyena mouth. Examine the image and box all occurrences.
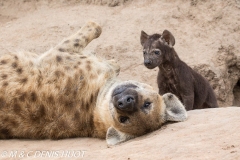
[144,62,158,69]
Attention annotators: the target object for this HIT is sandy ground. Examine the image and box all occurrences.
[0,107,240,160]
[0,0,240,159]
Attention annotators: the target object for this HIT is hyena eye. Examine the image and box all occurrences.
[143,51,147,55]
[143,102,151,108]
[154,51,160,55]
[119,116,129,123]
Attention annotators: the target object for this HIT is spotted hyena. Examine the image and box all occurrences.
[140,30,218,111]
[0,22,187,145]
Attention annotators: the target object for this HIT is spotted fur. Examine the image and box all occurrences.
[0,22,187,145]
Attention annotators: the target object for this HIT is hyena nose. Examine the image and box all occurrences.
[117,95,135,112]
[144,59,152,66]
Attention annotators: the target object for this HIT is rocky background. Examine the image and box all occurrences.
[0,0,240,159]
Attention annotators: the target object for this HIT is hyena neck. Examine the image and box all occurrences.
[159,49,181,71]
[93,79,120,138]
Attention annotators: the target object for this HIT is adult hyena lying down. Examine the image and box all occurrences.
[0,22,187,145]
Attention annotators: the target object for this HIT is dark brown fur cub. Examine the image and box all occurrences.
[140,30,218,110]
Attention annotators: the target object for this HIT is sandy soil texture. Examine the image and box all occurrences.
[0,107,239,160]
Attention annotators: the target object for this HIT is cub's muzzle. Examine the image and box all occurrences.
[144,59,152,66]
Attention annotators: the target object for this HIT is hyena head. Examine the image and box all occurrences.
[140,30,176,69]
[106,81,187,145]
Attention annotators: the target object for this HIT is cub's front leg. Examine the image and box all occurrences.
[157,73,170,95]
[181,94,194,111]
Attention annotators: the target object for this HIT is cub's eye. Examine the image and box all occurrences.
[143,51,147,55]
[119,116,129,123]
[154,50,160,55]
[143,102,151,108]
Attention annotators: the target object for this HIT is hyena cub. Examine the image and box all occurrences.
[140,30,219,110]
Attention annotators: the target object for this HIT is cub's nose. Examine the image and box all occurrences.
[116,95,135,112]
[144,59,152,66]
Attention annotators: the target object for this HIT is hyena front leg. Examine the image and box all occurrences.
[37,21,101,66]
[55,21,102,54]
[38,21,101,62]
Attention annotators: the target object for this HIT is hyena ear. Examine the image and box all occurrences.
[160,30,175,47]
[165,105,187,122]
[140,30,149,46]
[162,93,187,122]
[106,127,135,146]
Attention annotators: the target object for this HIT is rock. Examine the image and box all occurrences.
[193,45,240,107]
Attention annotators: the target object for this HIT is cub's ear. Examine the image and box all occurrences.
[162,93,187,122]
[140,30,149,46]
[160,30,175,47]
[106,127,135,146]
